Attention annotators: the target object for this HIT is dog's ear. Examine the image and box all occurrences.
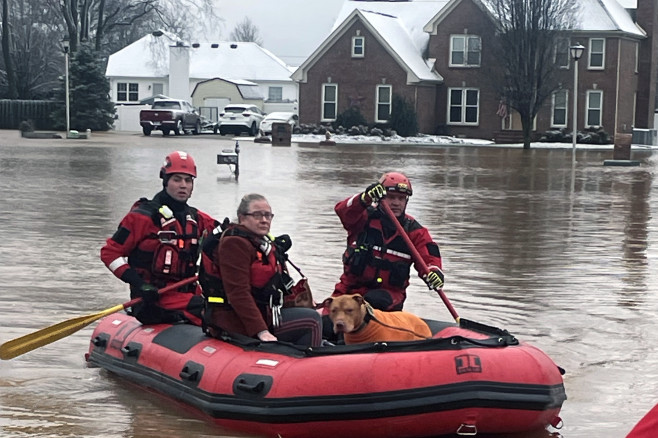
[352,295,365,306]
[321,297,334,309]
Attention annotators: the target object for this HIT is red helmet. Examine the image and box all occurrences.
[379,172,412,196]
[160,151,197,179]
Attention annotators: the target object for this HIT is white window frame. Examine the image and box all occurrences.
[588,38,605,70]
[551,89,568,127]
[117,82,139,102]
[352,36,365,58]
[449,35,481,67]
[268,86,283,101]
[375,85,392,123]
[322,83,338,122]
[586,90,603,127]
[447,88,479,125]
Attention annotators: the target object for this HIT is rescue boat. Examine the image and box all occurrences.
[86,312,566,438]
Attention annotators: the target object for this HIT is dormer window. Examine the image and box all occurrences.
[352,36,364,58]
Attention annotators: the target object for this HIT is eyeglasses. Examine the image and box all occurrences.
[243,211,274,220]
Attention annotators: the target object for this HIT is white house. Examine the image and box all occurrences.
[105,31,298,131]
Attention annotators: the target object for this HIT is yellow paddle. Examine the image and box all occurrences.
[0,276,198,360]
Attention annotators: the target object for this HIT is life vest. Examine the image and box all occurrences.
[342,211,415,288]
[200,225,293,310]
[127,197,200,289]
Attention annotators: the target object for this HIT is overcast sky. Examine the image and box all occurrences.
[212,0,345,66]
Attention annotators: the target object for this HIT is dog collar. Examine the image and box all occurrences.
[351,304,375,334]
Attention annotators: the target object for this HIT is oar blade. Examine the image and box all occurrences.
[0,304,124,360]
[0,276,198,360]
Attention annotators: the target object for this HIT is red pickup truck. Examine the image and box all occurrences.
[139,99,202,136]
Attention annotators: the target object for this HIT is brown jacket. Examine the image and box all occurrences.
[208,226,270,337]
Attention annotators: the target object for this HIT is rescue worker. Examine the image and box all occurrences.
[100,151,218,325]
[331,171,444,311]
[202,193,322,347]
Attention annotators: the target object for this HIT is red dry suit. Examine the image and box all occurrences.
[332,193,442,311]
[100,190,218,325]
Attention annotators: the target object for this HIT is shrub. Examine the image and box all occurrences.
[539,127,611,144]
[389,94,418,137]
[19,120,34,132]
[334,106,367,131]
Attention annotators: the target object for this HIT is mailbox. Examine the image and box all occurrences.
[217,149,238,165]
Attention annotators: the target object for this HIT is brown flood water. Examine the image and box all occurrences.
[1,131,657,437]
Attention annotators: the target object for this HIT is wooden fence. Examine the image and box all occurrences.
[0,100,62,130]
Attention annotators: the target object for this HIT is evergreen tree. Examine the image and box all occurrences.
[51,44,115,132]
[389,94,418,137]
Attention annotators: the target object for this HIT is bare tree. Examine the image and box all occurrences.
[229,17,262,45]
[0,0,62,99]
[1,0,16,98]
[0,0,221,99]
[487,0,579,149]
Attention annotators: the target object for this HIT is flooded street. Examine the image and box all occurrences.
[1,131,657,437]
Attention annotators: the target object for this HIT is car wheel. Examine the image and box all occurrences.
[174,120,183,135]
[219,127,226,136]
[162,128,171,136]
[142,127,152,136]
[193,120,201,135]
[249,122,258,136]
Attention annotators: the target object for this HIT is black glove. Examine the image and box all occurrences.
[361,182,386,204]
[135,283,160,304]
[274,234,292,253]
[422,267,444,290]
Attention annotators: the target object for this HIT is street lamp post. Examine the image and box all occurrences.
[570,43,585,155]
[62,36,70,137]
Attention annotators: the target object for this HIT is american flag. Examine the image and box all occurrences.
[496,100,508,118]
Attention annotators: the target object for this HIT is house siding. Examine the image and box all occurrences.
[429,0,644,140]
[428,0,501,139]
[296,0,652,142]
[298,18,437,133]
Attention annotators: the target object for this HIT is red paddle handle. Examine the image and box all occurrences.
[379,202,459,322]
[122,275,199,310]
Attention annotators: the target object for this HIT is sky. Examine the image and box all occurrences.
[212,0,345,66]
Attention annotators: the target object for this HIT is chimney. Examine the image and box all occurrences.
[169,42,191,102]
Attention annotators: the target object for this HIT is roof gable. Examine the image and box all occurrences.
[292,7,443,84]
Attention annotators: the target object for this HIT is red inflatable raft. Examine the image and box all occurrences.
[86,312,566,438]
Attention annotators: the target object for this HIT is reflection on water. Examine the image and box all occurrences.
[1,139,657,437]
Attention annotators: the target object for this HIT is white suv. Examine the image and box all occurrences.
[215,104,266,136]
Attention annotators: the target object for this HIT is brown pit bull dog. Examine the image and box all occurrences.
[323,294,432,345]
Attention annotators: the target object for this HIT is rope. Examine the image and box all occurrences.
[365,304,432,340]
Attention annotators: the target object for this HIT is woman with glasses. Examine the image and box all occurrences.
[203,193,322,347]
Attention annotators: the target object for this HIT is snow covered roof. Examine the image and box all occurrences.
[106,32,294,82]
[292,6,444,84]
[333,0,450,52]
[579,0,644,37]
[464,0,645,37]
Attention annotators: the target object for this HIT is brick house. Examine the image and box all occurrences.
[292,0,655,142]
